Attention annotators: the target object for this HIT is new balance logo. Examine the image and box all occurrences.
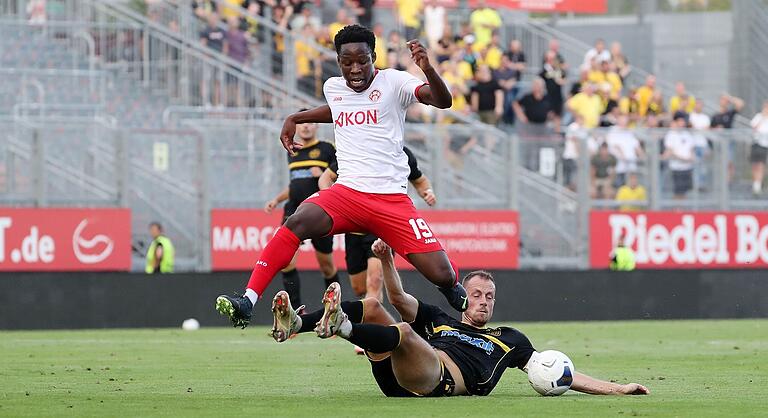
[334,110,379,128]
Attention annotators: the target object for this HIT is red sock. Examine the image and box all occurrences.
[246,227,301,297]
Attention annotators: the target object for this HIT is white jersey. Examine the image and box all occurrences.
[323,68,426,194]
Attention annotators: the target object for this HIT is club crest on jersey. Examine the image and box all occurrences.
[369,89,381,102]
[309,149,321,158]
[334,109,379,128]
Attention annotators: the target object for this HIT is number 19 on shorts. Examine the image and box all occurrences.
[408,218,433,240]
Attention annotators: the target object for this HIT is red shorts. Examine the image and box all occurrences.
[302,184,444,256]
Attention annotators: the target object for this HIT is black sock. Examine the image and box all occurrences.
[324,272,339,290]
[347,323,400,353]
[297,300,363,334]
[282,269,301,309]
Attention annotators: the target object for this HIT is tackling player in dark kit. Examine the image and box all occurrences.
[264,117,340,310]
[269,239,650,397]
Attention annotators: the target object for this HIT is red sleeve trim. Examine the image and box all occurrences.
[415,83,430,104]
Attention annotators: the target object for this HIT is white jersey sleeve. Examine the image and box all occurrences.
[387,69,427,109]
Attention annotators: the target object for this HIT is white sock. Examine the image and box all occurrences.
[338,317,353,339]
[244,288,259,305]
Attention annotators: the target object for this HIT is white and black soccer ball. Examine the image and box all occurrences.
[527,350,575,396]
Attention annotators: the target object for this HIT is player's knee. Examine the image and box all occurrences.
[362,296,383,314]
[393,322,413,344]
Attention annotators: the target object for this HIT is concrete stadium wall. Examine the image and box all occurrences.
[1,270,766,330]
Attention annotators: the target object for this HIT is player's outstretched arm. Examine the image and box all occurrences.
[281,106,333,155]
[371,239,419,321]
[407,40,452,109]
[571,371,650,396]
[410,175,436,206]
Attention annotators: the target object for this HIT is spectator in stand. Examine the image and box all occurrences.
[540,50,566,131]
[371,23,388,69]
[295,23,321,97]
[328,8,354,41]
[690,101,711,131]
[495,54,519,124]
[711,93,744,129]
[219,0,246,21]
[460,35,479,73]
[514,78,553,171]
[513,77,552,127]
[663,112,697,199]
[387,29,404,54]
[200,13,225,106]
[615,172,647,211]
[619,87,640,123]
[607,114,645,188]
[647,90,665,118]
[582,38,611,71]
[563,114,595,191]
[395,0,423,41]
[749,100,768,195]
[591,142,617,199]
[636,74,657,117]
[610,41,631,80]
[434,27,455,63]
[478,32,503,70]
[270,5,291,76]
[669,81,696,114]
[598,84,620,127]
[223,16,251,106]
[470,65,504,126]
[544,38,567,70]
[347,0,374,29]
[291,2,321,32]
[192,0,216,19]
[588,59,621,100]
[569,69,589,99]
[567,83,602,129]
[441,53,473,88]
[505,39,526,88]
[470,0,502,49]
[424,0,447,49]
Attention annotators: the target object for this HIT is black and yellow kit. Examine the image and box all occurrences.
[283,139,336,253]
[370,300,536,397]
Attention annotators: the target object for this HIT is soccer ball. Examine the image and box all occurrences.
[527,350,575,396]
[182,318,200,331]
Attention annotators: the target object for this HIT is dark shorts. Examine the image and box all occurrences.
[283,203,333,254]
[345,233,377,275]
[750,143,768,164]
[368,355,455,397]
[672,170,693,195]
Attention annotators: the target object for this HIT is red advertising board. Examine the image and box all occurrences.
[211,209,519,271]
[591,211,768,269]
[0,208,131,271]
[375,0,606,13]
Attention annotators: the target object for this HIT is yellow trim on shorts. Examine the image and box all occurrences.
[431,325,511,353]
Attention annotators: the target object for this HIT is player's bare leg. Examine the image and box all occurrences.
[388,323,447,395]
[407,250,468,311]
[349,271,367,298]
[364,258,384,302]
[216,203,334,328]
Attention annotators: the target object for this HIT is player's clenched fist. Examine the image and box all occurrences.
[371,239,392,260]
[407,40,433,72]
[280,116,304,156]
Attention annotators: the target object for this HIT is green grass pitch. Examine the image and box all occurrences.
[0,320,766,417]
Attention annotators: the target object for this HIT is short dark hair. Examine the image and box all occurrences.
[461,270,495,287]
[149,222,163,231]
[334,24,375,55]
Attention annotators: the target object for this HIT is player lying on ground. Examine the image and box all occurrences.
[270,239,651,397]
[217,24,467,329]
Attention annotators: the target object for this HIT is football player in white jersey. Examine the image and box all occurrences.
[217,25,465,329]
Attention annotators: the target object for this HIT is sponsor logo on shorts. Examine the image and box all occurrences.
[256,260,268,267]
